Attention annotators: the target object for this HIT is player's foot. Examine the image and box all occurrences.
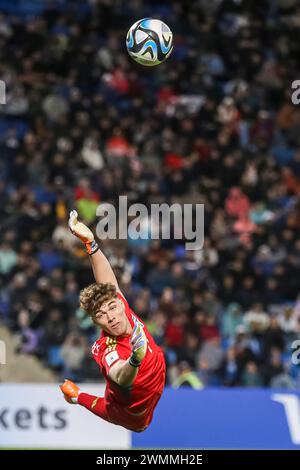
[60,379,80,404]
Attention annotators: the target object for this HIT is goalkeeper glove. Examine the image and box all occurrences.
[60,379,80,404]
[68,210,99,255]
[129,317,148,367]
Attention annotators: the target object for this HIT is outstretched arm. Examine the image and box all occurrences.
[108,318,148,387]
[108,359,139,387]
[89,249,119,288]
[68,210,120,290]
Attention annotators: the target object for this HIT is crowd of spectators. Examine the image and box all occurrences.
[1,0,300,388]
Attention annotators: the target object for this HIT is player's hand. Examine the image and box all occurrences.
[60,379,80,404]
[68,210,98,254]
[129,317,147,367]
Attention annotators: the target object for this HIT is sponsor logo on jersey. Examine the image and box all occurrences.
[106,336,117,352]
[105,350,119,367]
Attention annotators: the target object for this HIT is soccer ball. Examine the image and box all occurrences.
[126,18,173,66]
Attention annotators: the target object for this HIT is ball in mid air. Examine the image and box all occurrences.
[126,18,173,66]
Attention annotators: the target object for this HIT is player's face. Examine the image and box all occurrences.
[93,297,130,336]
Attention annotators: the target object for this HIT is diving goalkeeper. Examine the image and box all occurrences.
[60,211,166,432]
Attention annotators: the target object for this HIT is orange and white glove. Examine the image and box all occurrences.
[129,317,148,367]
[68,210,99,255]
[60,379,80,404]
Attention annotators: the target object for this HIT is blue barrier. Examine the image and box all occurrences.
[132,388,300,449]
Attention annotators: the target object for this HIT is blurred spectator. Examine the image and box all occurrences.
[165,312,187,349]
[0,242,17,275]
[15,309,40,355]
[43,309,67,348]
[221,303,244,339]
[241,361,264,388]
[172,361,203,389]
[178,332,201,369]
[218,346,240,386]
[278,307,299,335]
[198,337,224,373]
[81,137,104,171]
[225,188,250,220]
[146,309,167,347]
[199,316,220,342]
[60,332,87,382]
[263,316,285,358]
[244,303,270,333]
[263,348,285,386]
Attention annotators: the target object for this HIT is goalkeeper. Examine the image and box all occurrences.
[60,211,166,432]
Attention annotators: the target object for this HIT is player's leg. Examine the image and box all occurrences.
[60,379,158,432]
[78,392,109,422]
[60,379,110,422]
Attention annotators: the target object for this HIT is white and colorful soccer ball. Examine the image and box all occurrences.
[126,18,173,66]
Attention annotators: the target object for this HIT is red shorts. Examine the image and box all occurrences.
[79,390,163,433]
[105,391,163,432]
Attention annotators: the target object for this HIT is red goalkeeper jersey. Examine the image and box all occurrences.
[90,292,166,430]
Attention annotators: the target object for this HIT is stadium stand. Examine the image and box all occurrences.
[0,0,300,388]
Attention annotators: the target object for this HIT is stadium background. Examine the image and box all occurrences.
[1,0,300,449]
